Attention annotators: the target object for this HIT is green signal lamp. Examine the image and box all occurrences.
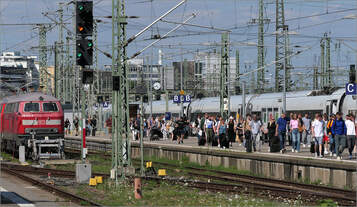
[77,53,82,58]
[79,5,84,11]
[88,42,93,47]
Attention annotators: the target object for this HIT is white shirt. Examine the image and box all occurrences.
[205,119,214,129]
[312,119,324,137]
[345,120,356,136]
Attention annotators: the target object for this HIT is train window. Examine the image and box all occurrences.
[14,103,19,112]
[43,103,58,112]
[4,104,11,113]
[24,103,40,112]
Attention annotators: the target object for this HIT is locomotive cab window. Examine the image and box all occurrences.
[43,103,58,112]
[24,103,40,112]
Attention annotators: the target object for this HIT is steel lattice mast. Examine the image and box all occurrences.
[38,25,48,93]
[89,20,99,117]
[112,0,131,182]
[257,0,265,93]
[275,0,285,92]
[220,32,229,119]
[56,3,64,101]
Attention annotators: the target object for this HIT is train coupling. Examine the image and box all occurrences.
[28,138,64,160]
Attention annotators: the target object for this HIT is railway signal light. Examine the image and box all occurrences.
[82,69,94,84]
[76,1,93,36]
[97,96,103,103]
[76,39,93,66]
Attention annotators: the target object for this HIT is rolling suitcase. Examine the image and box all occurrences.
[198,137,206,146]
[222,137,229,149]
[270,136,280,152]
[212,135,219,146]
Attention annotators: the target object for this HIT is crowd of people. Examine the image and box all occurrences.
[64,115,98,137]
[66,111,356,160]
[127,111,356,160]
[129,115,190,143]
[193,112,357,160]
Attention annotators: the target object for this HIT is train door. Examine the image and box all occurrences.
[325,100,338,116]
[261,107,280,125]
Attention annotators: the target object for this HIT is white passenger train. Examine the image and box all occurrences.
[143,88,357,125]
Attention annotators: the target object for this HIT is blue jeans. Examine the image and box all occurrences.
[335,134,346,157]
[292,129,300,152]
[329,134,336,154]
[279,131,286,150]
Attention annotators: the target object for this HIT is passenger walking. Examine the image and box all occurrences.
[91,115,97,137]
[236,117,244,146]
[276,113,288,153]
[290,114,300,153]
[249,115,262,152]
[176,117,186,144]
[244,116,252,152]
[267,116,276,148]
[345,114,356,159]
[323,113,329,155]
[86,117,91,136]
[302,113,311,148]
[105,116,112,135]
[227,116,235,147]
[312,114,325,158]
[134,115,141,141]
[217,117,227,148]
[332,112,347,160]
[205,116,214,145]
[298,113,304,145]
[326,114,336,156]
[288,113,293,146]
[64,118,71,135]
[73,116,79,136]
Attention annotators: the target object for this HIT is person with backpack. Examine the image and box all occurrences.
[331,112,347,160]
[345,114,356,160]
[326,114,336,157]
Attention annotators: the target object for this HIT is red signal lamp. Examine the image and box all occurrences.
[78,26,84,32]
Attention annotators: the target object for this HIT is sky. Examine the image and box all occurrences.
[1,0,357,87]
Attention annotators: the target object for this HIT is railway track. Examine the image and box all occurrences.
[3,161,355,206]
[64,144,357,205]
[2,166,102,206]
[1,162,108,178]
[133,159,356,206]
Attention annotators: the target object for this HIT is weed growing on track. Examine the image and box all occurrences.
[70,179,284,207]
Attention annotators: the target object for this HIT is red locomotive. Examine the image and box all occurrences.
[0,92,65,160]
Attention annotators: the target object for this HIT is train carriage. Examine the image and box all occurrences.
[0,92,65,160]
[143,88,357,126]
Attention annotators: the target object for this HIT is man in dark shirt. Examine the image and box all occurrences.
[176,117,186,144]
[331,112,347,160]
[91,115,97,137]
[276,113,288,153]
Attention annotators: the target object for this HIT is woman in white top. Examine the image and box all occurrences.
[345,114,356,159]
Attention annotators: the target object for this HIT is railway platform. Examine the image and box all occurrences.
[64,135,357,190]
